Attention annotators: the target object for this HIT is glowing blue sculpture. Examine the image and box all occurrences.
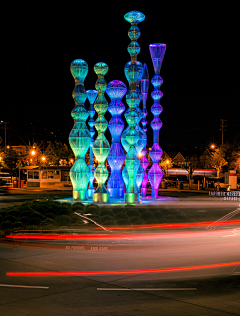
[121,10,146,204]
[140,63,149,197]
[106,80,126,198]
[69,59,91,201]
[148,43,166,198]
[87,89,98,198]
[92,62,110,204]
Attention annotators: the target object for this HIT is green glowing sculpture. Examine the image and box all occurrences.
[69,59,91,201]
[92,62,110,204]
[122,10,145,204]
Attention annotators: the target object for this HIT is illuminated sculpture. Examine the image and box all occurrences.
[148,43,166,198]
[69,59,91,201]
[140,63,149,197]
[92,62,110,204]
[106,80,126,198]
[121,10,145,203]
[87,89,98,198]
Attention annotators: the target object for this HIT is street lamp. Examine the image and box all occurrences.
[166,160,169,177]
[210,144,215,149]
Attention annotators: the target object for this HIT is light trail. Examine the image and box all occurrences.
[0,284,49,289]
[7,261,240,276]
[97,288,197,291]
[5,229,239,240]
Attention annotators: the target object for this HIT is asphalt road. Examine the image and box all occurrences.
[1,226,240,315]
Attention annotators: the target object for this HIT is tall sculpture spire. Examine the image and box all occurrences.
[87,89,98,199]
[69,59,91,201]
[106,80,126,198]
[121,10,146,204]
[140,63,149,197]
[92,62,110,204]
[148,43,166,198]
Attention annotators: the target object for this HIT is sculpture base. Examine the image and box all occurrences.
[152,189,159,198]
[124,193,140,204]
[92,193,110,204]
[88,188,95,199]
[141,187,147,197]
[108,188,124,198]
[73,190,86,201]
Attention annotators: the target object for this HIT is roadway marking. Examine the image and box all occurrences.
[0,284,49,289]
[97,288,197,291]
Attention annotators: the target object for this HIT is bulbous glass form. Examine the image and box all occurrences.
[148,164,163,190]
[149,43,166,74]
[70,59,88,81]
[124,61,143,84]
[106,80,126,198]
[123,11,145,203]
[136,164,144,192]
[124,10,145,24]
[87,89,98,198]
[128,25,140,40]
[92,62,110,201]
[127,41,141,56]
[106,80,127,100]
[87,90,98,104]
[151,74,163,88]
[69,59,91,201]
[148,43,166,197]
[94,62,108,76]
[70,159,90,191]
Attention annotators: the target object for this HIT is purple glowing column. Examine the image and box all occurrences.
[106,80,126,198]
[87,89,98,199]
[140,63,149,197]
[148,43,166,198]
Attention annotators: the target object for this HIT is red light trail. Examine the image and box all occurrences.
[6,220,240,240]
[7,261,240,276]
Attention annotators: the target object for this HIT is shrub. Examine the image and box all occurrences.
[12,222,23,229]
[8,210,19,218]
[129,216,144,225]
[100,215,115,225]
[114,212,128,220]
[113,207,126,214]
[141,211,155,221]
[126,209,139,217]
[85,204,99,214]
[4,215,17,223]
[117,218,130,225]
[28,217,41,226]
[54,215,71,226]
[0,211,7,218]
[19,216,29,225]
[44,213,55,220]
[71,203,85,212]
[19,210,32,218]
[100,209,114,217]
[1,221,12,230]
[27,225,39,230]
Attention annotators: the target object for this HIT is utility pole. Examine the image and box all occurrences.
[220,119,227,145]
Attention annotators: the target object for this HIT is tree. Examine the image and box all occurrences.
[44,141,74,166]
[210,146,228,177]
[3,148,21,178]
[159,152,173,176]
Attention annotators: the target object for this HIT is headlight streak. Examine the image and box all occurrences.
[6,261,240,277]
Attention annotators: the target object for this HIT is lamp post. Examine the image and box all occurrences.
[166,160,169,177]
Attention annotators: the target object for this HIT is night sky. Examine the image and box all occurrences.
[0,2,239,153]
